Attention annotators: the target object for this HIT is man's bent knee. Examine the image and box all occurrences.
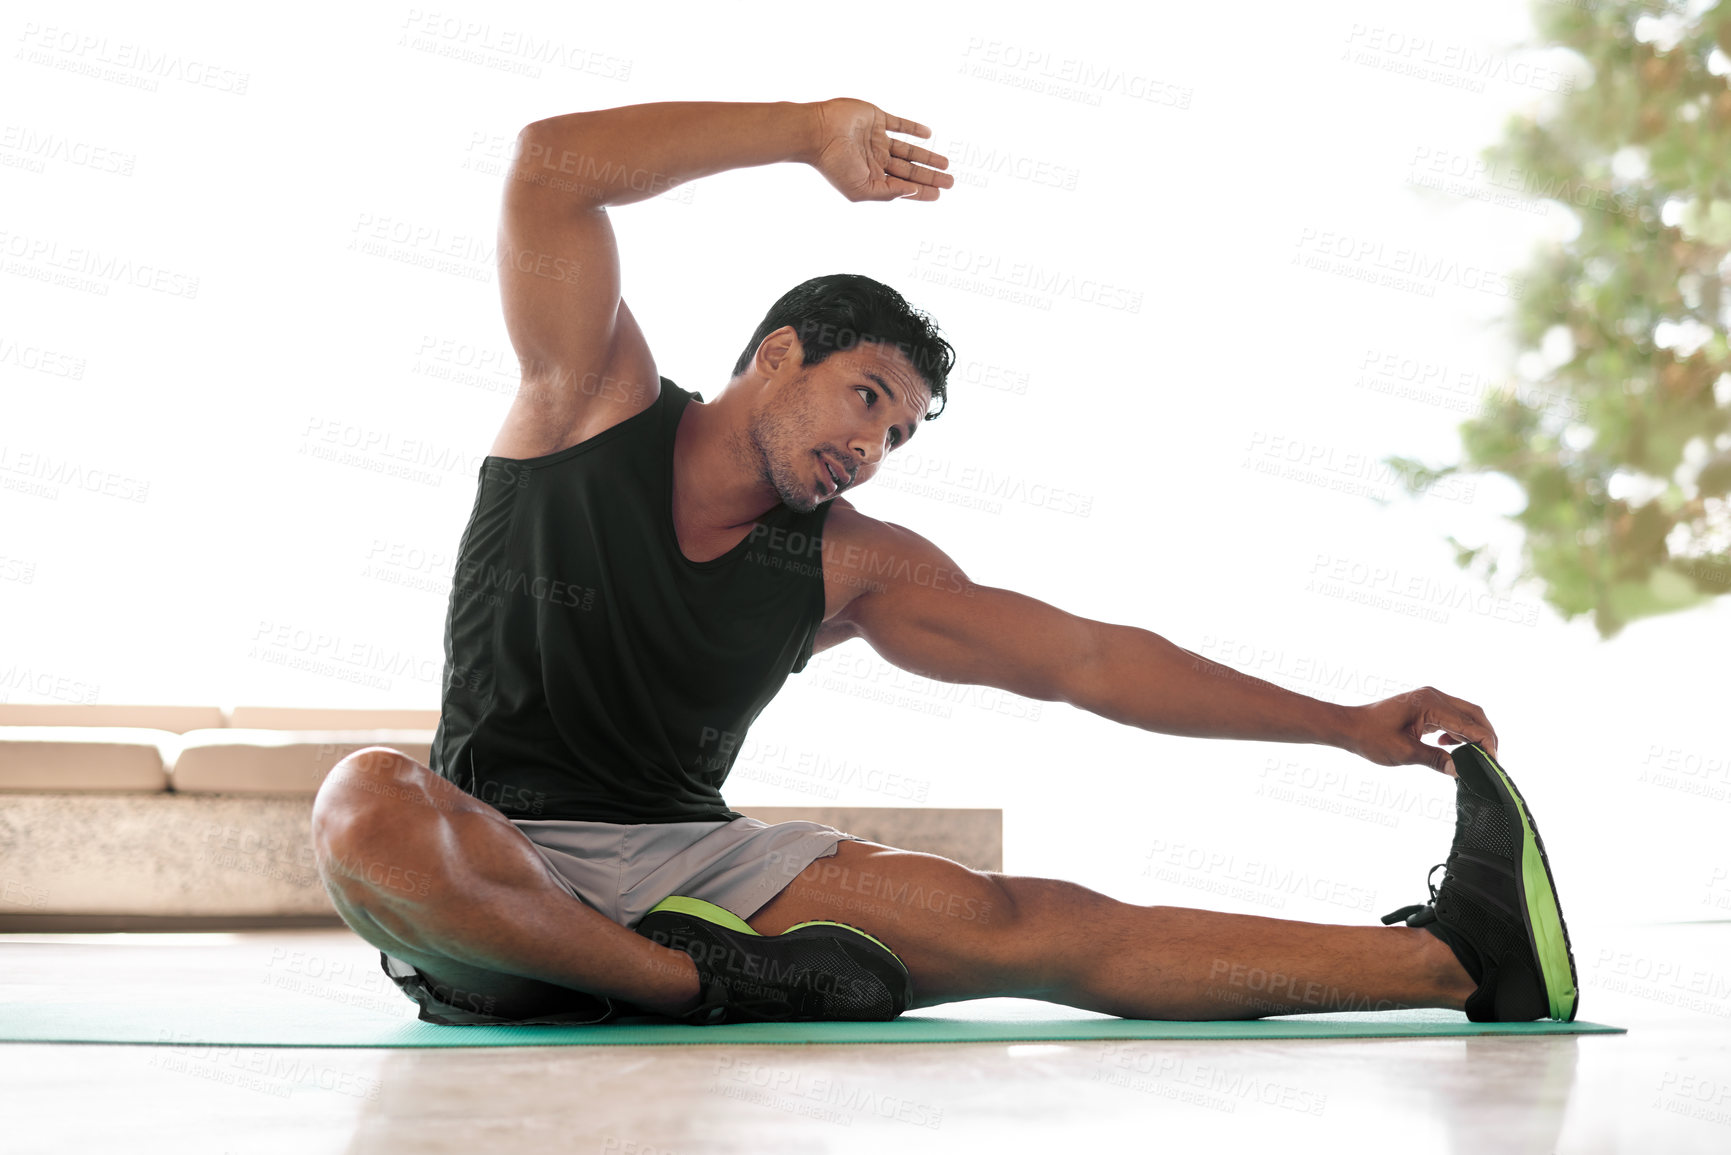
[312,746,453,837]
[311,747,449,905]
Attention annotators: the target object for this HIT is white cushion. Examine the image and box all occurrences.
[169,729,434,794]
[0,727,173,791]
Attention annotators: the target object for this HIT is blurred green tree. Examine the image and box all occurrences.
[1388,0,1731,637]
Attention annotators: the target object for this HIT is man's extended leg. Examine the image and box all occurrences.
[313,746,1467,1021]
[745,840,1477,1019]
[310,746,702,1018]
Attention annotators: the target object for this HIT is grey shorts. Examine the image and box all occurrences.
[380,814,866,1025]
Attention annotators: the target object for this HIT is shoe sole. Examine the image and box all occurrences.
[1455,743,1579,1021]
[641,895,908,967]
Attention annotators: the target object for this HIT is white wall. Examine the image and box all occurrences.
[3,0,1723,928]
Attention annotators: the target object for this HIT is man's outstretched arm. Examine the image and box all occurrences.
[515,97,953,210]
[1066,622,1498,774]
[830,514,1497,775]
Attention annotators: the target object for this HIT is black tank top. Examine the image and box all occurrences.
[429,377,834,823]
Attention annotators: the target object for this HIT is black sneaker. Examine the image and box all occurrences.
[1381,743,1579,1022]
[633,895,913,1024]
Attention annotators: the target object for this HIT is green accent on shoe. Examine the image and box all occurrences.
[784,919,905,965]
[1467,743,1579,1021]
[643,900,904,971]
[644,895,760,936]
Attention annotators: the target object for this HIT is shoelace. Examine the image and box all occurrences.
[1381,862,1448,927]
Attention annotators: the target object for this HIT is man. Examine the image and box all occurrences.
[311,97,1578,1027]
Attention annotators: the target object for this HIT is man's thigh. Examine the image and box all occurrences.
[313,750,623,1022]
[745,839,1039,1007]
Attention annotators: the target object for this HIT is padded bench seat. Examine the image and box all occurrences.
[0,727,174,791]
[169,730,434,794]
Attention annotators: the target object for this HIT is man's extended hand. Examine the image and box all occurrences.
[806,97,954,202]
[1345,686,1499,776]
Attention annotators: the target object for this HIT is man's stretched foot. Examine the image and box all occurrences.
[633,895,913,1024]
[1383,742,1580,1022]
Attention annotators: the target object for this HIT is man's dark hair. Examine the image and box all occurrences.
[730,273,954,420]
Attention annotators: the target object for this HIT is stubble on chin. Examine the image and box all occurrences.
[747,408,822,514]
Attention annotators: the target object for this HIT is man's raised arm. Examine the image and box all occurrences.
[513,101,820,211]
[492,99,950,459]
[494,103,818,458]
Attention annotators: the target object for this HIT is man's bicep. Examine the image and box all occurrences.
[496,131,654,426]
[843,568,1097,706]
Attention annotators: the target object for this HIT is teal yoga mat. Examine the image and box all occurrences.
[2,989,1623,1046]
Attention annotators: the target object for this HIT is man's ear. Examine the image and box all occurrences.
[754,326,804,383]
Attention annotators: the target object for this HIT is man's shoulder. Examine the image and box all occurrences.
[821,498,971,607]
[821,496,882,549]
[823,496,949,556]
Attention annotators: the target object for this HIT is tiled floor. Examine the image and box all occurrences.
[3,922,1728,1153]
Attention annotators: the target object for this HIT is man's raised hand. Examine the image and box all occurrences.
[806,97,954,203]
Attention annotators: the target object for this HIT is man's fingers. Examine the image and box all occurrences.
[1426,689,1498,760]
[885,154,954,189]
[883,175,940,202]
[883,112,932,139]
[1414,739,1456,776]
[1421,745,1450,774]
[890,139,950,170]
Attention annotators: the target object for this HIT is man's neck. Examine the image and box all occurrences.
[672,393,782,532]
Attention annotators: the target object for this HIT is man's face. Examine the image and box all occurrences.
[749,341,932,513]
